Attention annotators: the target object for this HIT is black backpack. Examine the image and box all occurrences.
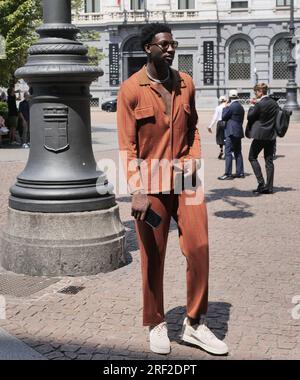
[275,108,292,138]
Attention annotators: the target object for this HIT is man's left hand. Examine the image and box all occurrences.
[184,158,198,187]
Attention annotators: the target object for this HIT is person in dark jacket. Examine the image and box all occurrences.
[247,83,279,195]
[19,92,30,148]
[218,90,245,180]
[7,87,20,145]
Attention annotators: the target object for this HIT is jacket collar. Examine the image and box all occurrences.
[258,95,269,102]
[137,65,186,88]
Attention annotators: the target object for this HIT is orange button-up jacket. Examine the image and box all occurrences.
[117,66,201,194]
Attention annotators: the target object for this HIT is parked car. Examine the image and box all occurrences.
[101,98,117,112]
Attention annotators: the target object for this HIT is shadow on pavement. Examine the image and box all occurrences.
[273,186,295,193]
[206,186,295,219]
[207,186,295,203]
[91,127,116,133]
[91,140,105,145]
[207,188,254,219]
[166,301,232,345]
[2,335,210,360]
[116,196,131,203]
[214,210,254,219]
[206,187,256,202]
[4,302,231,360]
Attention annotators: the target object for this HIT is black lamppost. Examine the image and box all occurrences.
[1,0,125,276]
[284,0,300,111]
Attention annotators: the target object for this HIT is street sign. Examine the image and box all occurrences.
[203,41,214,85]
[109,43,120,86]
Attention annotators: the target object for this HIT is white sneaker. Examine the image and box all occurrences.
[0,126,9,135]
[22,143,30,149]
[181,317,228,355]
[149,322,171,354]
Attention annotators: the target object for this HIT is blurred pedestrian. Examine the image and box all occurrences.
[218,90,245,180]
[207,95,227,159]
[19,92,30,148]
[247,83,279,195]
[0,91,7,102]
[7,87,21,145]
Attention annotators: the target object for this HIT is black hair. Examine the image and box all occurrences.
[140,23,172,51]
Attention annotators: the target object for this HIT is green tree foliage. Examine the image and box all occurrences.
[77,30,106,66]
[0,0,42,86]
[72,0,84,14]
[0,100,8,117]
[0,1,103,87]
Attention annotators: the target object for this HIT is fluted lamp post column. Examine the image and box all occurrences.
[1,0,125,276]
[284,0,300,112]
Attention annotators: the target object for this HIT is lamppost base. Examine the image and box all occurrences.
[1,206,126,276]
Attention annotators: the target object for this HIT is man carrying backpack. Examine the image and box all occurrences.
[247,83,279,195]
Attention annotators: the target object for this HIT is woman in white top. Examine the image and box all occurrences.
[207,95,227,159]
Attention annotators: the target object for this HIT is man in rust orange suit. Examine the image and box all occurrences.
[117,23,228,356]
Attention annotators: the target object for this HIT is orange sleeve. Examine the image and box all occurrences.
[117,82,144,194]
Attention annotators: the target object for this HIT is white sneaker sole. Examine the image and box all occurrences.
[182,333,228,355]
[150,343,171,355]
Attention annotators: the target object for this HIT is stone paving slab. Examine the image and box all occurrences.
[0,111,299,360]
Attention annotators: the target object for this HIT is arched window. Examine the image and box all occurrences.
[229,39,251,80]
[273,38,289,80]
[123,36,143,54]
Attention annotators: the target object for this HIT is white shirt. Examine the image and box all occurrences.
[208,103,226,129]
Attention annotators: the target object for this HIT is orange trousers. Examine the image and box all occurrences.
[135,191,209,326]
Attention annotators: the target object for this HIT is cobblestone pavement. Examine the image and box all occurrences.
[0,111,299,360]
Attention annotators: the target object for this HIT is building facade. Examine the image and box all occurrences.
[73,0,300,109]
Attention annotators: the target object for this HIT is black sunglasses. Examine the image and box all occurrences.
[148,40,179,51]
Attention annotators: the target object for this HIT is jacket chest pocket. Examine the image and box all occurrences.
[135,105,155,125]
[135,105,156,146]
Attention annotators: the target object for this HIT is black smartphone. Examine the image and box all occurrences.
[144,208,162,229]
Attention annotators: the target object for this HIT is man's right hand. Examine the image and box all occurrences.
[131,192,151,221]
